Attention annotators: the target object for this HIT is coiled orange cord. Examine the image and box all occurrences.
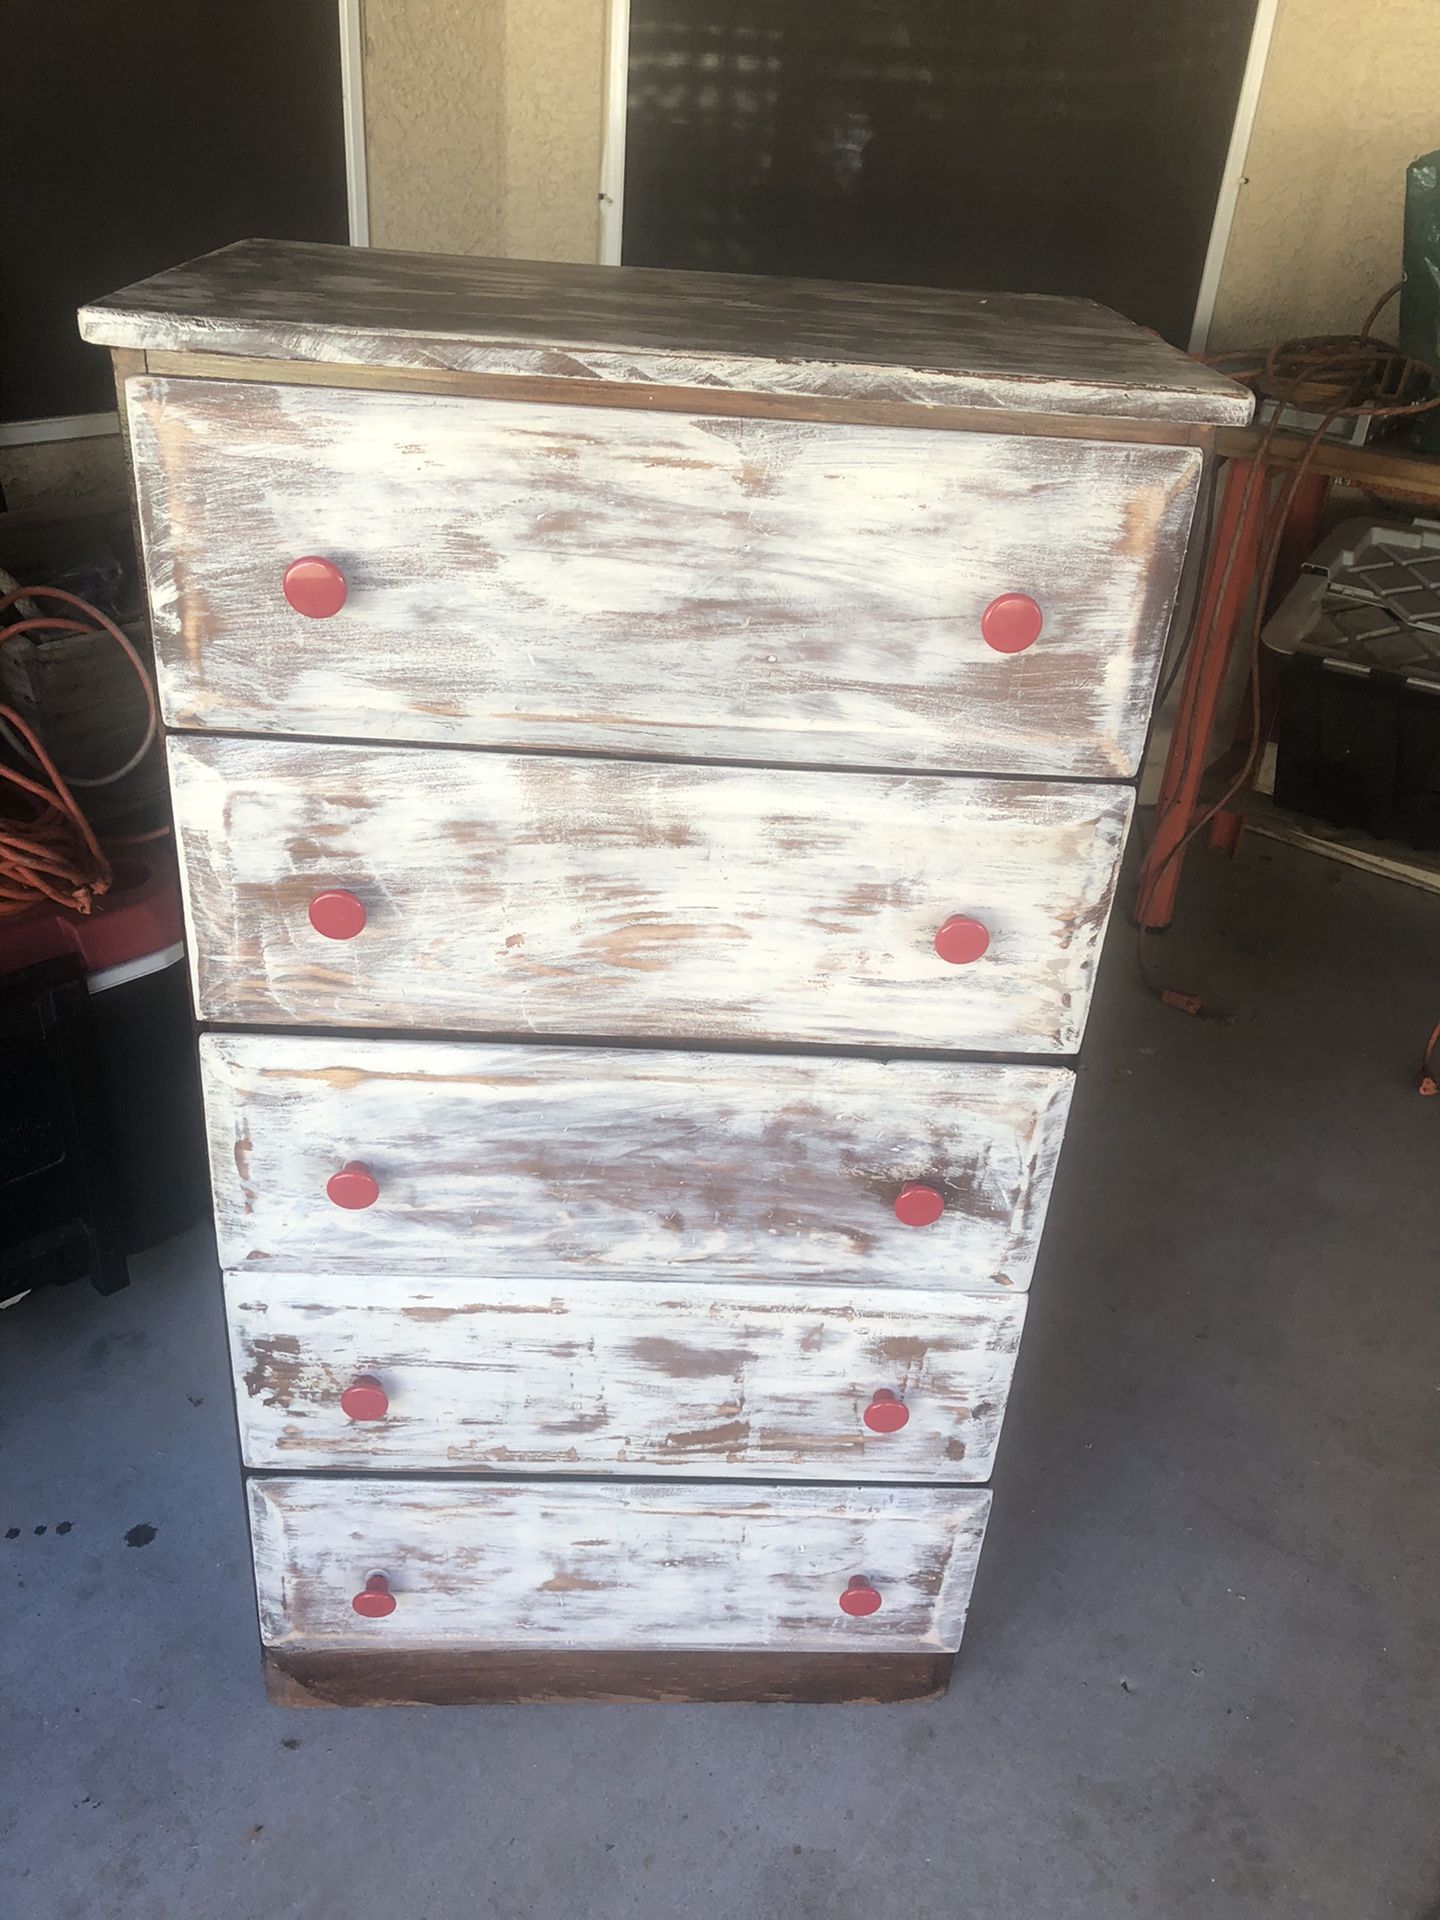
[0,584,160,918]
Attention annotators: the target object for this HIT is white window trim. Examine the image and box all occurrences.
[0,412,119,448]
[1188,0,1280,352]
[599,0,631,265]
[339,0,370,248]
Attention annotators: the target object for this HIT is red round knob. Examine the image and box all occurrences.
[934,915,990,965]
[893,1181,945,1227]
[839,1576,883,1617]
[980,592,1043,654]
[863,1390,911,1434]
[283,556,348,619]
[352,1572,396,1618]
[308,889,367,940]
[339,1374,389,1421]
[327,1162,380,1210]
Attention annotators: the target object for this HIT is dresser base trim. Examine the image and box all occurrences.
[263,1646,954,1707]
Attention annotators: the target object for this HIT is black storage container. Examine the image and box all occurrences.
[1265,516,1440,851]
[1273,655,1440,849]
[0,856,207,1297]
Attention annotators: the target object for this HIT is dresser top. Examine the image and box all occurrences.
[80,237,1251,427]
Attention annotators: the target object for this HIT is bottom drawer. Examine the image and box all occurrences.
[248,1477,991,1654]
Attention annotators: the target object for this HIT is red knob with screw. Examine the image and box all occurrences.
[352,1572,397,1618]
[308,889,366,940]
[327,1162,379,1210]
[980,592,1043,654]
[283,556,348,619]
[863,1390,910,1434]
[933,915,990,965]
[893,1181,945,1227]
[839,1576,883,1617]
[339,1374,389,1421]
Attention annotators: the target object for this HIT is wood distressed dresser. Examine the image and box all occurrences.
[80,240,1250,1707]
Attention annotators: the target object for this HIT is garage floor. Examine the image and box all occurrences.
[5,834,1439,1920]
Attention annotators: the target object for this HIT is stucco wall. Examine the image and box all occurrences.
[361,0,507,256]
[1,434,129,515]
[358,0,1435,350]
[1208,0,1440,349]
[362,0,605,262]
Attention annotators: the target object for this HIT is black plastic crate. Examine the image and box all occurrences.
[1273,655,1440,850]
[0,959,128,1295]
[0,950,207,1297]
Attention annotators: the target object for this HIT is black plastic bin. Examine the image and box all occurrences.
[0,857,207,1296]
[1273,654,1440,850]
[1265,515,1440,852]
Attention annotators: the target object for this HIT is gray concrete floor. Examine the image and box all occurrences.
[4,833,1440,1920]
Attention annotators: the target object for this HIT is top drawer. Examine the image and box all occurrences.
[127,376,1199,778]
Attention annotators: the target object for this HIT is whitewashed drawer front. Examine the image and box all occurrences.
[227,1272,1026,1480]
[128,376,1199,779]
[203,1033,1070,1291]
[169,736,1132,1052]
[248,1476,989,1653]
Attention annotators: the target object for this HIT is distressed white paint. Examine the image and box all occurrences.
[94,234,1234,1690]
[168,735,1134,1051]
[128,375,1200,778]
[226,1271,1026,1481]
[80,239,1253,423]
[248,1475,990,1652]
[202,1033,1071,1291]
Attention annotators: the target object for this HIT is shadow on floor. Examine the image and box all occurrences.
[4,834,1439,1920]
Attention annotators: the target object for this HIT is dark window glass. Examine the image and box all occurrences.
[623,0,1257,344]
[4,1,349,421]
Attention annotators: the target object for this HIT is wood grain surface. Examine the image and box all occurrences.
[247,1476,990,1653]
[128,375,1198,778]
[263,1645,954,1706]
[168,736,1134,1051]
[202,1033,1071,1290]
[81,237,1253,424]
[138,348,1225,452]
[225,1270,1026,1480]
[92,233,1230,1696]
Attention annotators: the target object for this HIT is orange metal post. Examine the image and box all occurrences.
[1203,469,1333,861]
[1135,460,1268,930]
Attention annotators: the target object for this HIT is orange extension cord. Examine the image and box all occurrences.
[1136,286,1440,1036]
[0,583,162,919]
